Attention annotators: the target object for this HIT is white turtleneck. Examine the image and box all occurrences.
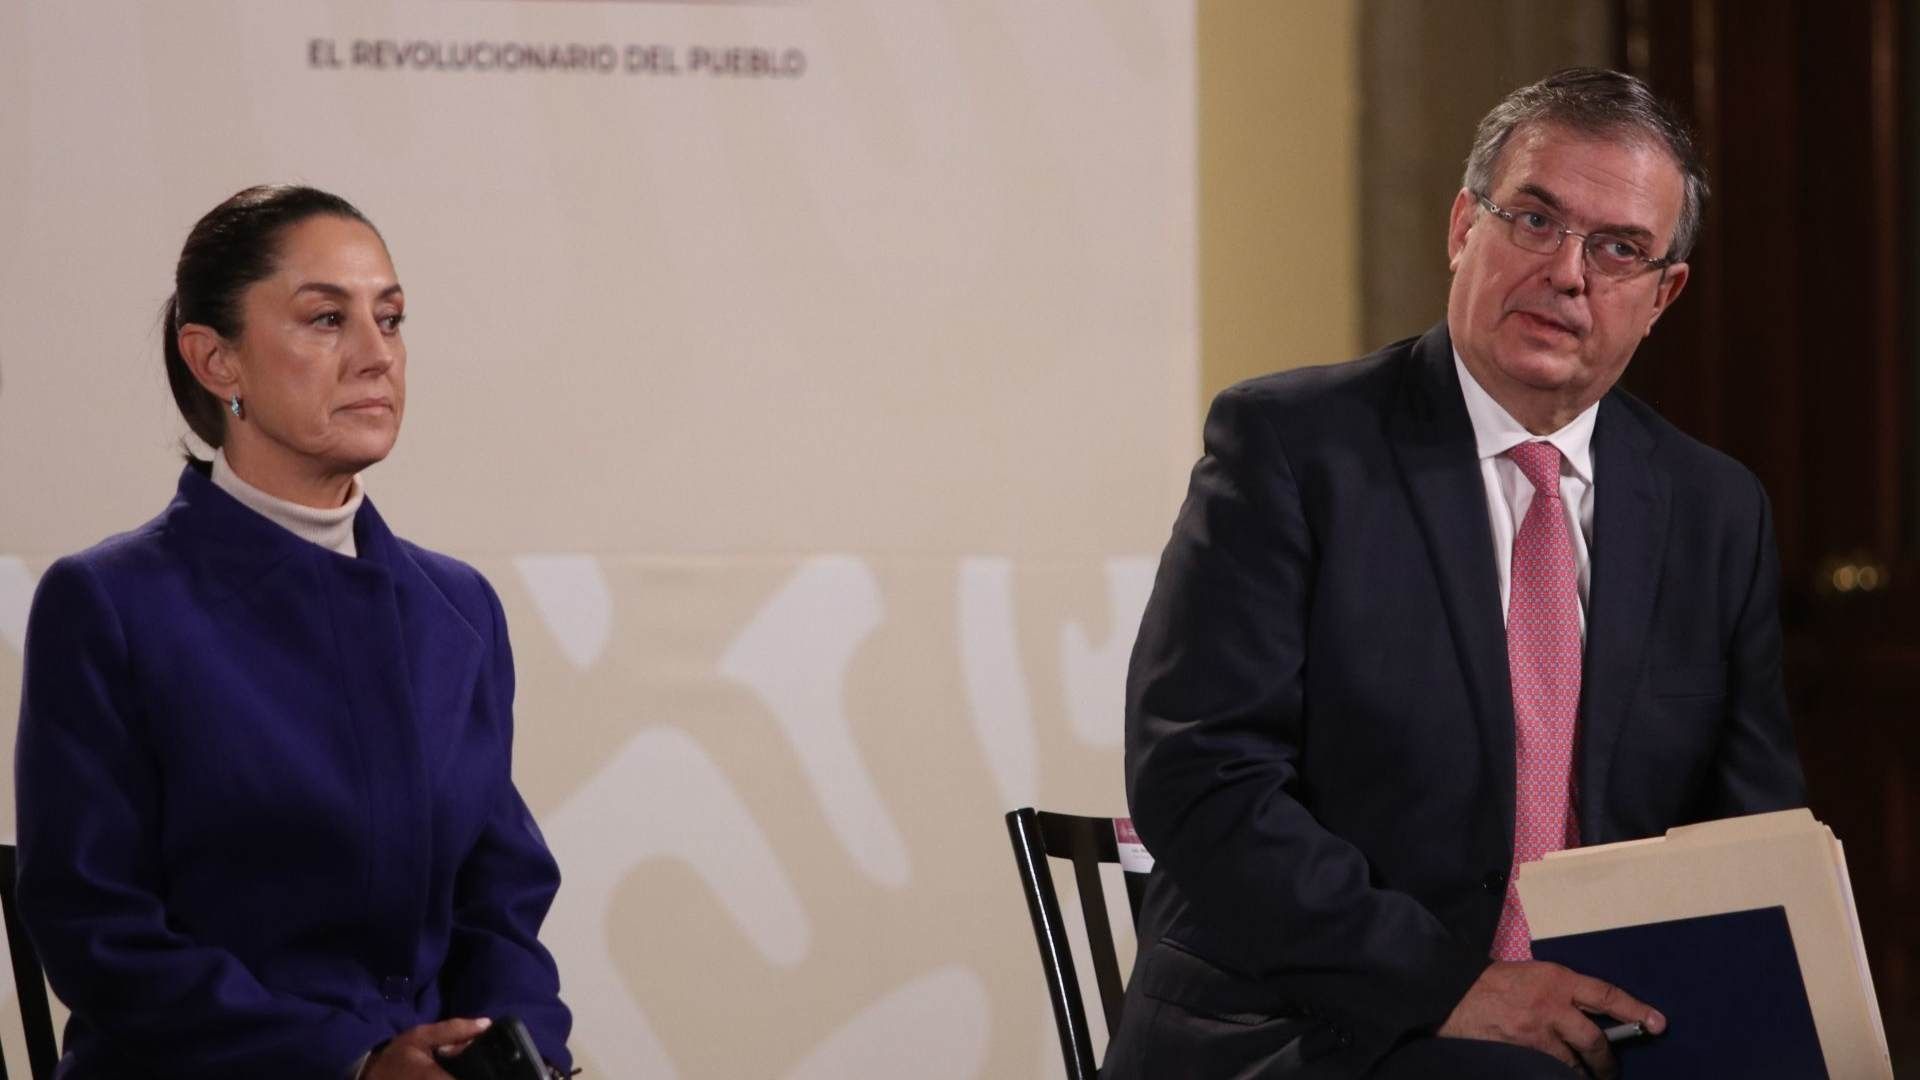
[210,448,364,558]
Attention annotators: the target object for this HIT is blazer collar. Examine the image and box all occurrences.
[1387,323,1517,851]
[161,462,408,596]
[1578,393,1670,841]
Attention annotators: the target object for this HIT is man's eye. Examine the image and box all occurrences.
[1517,212,1556,233]
[1596,237,1643,261]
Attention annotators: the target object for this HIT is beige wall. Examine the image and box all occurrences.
[1199,0,1362,407]
[1197,0,1618,414]
[1359,0,1616,348]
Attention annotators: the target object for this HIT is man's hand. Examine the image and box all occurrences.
[363,1018,492,1079]
[1438,961,1665,1078]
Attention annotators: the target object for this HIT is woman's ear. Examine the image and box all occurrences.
[177,323,241,399]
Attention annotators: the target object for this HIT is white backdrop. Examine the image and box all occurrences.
[0,2,1196,1075]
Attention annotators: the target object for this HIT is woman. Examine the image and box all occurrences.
[13,186,572,1079]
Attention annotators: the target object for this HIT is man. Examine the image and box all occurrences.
[1104,69,1805,1079]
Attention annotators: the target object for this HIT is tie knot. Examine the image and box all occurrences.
[1506,441,1563,495]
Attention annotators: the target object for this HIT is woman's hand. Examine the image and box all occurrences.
[363,1018,492,1079]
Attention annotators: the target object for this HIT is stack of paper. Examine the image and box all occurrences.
[1515,809,1891,1079]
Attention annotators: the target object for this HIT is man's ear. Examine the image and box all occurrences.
[1644,261,1690,336]
[178,323,242,399]
[1446,188,1479,273]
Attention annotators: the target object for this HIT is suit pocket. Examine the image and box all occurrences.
[1137,940,1310,1026]
[1113,941,1315,1080]
[1650,661,1727,700]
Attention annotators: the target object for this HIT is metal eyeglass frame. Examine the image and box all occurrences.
[1473,192,1676,280]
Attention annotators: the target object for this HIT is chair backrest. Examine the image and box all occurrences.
[1004,808,1151,1080]
[0,844,59,1080]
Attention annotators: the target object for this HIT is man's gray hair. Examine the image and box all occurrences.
[1462,67,1709,261]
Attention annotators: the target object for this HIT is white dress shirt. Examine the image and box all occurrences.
[1452,352,1597,635]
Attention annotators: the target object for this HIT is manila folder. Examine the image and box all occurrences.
[1515,809,1890,1079]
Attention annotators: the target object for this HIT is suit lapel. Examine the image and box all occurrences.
[1386,326,1517,851]
[335,501,484,956]
[355,503,486,785]
[166,464,312,598]
[1578,394,1669,841]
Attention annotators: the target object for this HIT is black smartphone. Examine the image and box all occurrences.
[434,1015,548,1080]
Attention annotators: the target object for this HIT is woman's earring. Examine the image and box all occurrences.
[228,395,244,420]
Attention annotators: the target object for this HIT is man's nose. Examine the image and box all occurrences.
[1546,235,1588,295]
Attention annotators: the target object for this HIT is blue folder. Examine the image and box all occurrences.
[1530,904,1826,1079]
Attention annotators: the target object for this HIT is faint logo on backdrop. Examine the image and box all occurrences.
[499,552,1151,1076]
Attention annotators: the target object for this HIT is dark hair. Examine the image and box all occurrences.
[1463,68,1709,261]
[163,184,378,450]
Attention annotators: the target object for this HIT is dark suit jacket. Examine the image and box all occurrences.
[14,464,571,1079]
[1106,324,1806,1078]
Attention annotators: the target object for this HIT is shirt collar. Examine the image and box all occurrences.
[1452,349,1597,485]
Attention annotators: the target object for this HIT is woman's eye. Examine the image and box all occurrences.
[380,313,406,333]
[312,311,342,328]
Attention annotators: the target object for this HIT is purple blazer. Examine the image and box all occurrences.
[14,464,571,1078]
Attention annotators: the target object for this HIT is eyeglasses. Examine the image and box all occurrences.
[1473,193,1675,279]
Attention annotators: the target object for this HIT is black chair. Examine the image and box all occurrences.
[1005,808,1151,1080]
[0,844,59,1080]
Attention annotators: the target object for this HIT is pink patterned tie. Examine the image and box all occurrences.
[1490,441,1583,962]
